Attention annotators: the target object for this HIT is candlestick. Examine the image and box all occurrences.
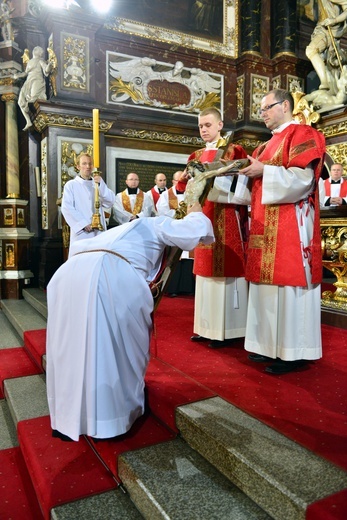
[92,109,99,168]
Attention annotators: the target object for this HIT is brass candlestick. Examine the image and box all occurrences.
[91,169,104,231]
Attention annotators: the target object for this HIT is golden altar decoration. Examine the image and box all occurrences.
[321,207,347,310]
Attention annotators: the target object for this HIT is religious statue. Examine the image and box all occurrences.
[0,0,14,41]
[14,46,54,131]
[305,0,347,110]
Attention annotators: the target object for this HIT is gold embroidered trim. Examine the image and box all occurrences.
[122,190,144,215]
[260,205,279,284]
[249,235,264,248]
[168,187,178,209]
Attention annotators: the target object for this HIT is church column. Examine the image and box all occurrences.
[240,0,261,56]
[2,93,20,198]
[0,93,34,299]
[271,0,297,57]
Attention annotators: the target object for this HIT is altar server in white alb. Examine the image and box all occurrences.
[46,203,214,442]
[61,153,116,256]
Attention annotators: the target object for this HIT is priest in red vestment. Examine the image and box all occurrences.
[241,89,326,374]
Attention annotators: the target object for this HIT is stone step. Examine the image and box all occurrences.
[4,374,49,426]
[22,287,48,319]
[0,298,47,340]
[0,309,23,348]
[119,437,271,520]
[175,397,347,520]
[51,489,144,520]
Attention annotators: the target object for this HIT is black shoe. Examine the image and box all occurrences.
[207,338,241,348]
[190,335,209,342]
[265,360,308,375]
[248,353,274,363]
[52,429,74,442]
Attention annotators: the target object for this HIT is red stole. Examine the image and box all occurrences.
[189,143,248,277]
[324,178,347,197]
[150,187,161,209]
[246,124,325,286]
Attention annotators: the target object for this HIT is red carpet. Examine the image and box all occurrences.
[2,295,347,518]
[150,295,347,472]
[0,447,43,520]
[17,416,117,520]
[0,347,42,397]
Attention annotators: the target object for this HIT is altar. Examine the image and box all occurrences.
[320,206,347,329]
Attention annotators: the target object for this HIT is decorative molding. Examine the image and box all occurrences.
[33,112,113,133]
[320,120,347,139]
[236,74,244,121]
[41,138,48,230]
[61,33,89,92]
[236,137,264,151]
[104,1,238,58]
[121,128,204,146]
[107,52,223,115]
[326,142,347,170]
[250,74,269,121]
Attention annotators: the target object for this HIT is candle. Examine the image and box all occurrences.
[93,109,99,168]
[35,167,41,197]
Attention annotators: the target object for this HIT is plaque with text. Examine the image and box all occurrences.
[116,159,186,192]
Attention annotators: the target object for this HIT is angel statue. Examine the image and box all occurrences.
[305,0,347,109]
[14,46,54,130]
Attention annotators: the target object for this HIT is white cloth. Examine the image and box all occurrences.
[245,163,322,361]
[156,186,184,218]
[194,276,248,340]
[157,187,189,258]
[46,213,214,441]
[146,186,167,216]
[61,176,116,254]
[194,176,248,340]
[112,188,152,224]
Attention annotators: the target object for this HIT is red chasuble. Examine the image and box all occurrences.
[324,178,347,198]
[150,187,161,209]
[188,143,248,277]
[246,124,325,287]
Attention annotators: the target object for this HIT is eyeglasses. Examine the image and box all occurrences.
[260,101,283,114]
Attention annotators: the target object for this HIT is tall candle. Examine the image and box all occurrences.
[93,109,99,168]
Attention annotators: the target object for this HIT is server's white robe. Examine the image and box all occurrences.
[61,175,116,254]
[46,213,214,441]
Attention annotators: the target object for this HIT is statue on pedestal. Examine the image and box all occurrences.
[305,0,347,110]
[0,0,14,42]
[14,46,54,131]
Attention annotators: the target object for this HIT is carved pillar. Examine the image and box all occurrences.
[271,0,297,57]
[2,92,20,198]
[240,0,261,56]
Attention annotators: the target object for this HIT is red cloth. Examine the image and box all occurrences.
[324,178,347,197]
[246,124,325,286]
[185,143,248,277]
[150,187,161,209]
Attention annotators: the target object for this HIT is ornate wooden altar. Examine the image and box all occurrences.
[320,206,347,329]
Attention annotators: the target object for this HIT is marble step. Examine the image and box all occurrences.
[4,374,49,426]
[119,436,271,520]
[22,287,48,319]
[0,298,47,340]
[0,308,23,348]
[51,490,144,520]
[175,397,347,520]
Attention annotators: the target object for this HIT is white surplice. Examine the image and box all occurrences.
[46,213,214,441]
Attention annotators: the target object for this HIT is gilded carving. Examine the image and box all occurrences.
[33,111,113,133]
[121,128,204,147]
[321,219,347,309]
[326,142,347,170]
[41,138,48,230]
[236,75,244,121]
[104,1,238,58]
[107,52,223,114]
[250,74,269,121]
[62,33,88,91]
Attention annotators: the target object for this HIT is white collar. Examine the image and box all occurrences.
[272,120,299,134]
